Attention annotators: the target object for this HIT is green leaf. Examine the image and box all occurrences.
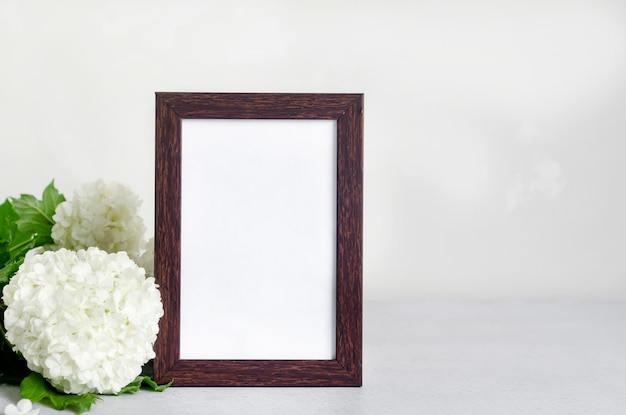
[7,232,36,260]
[0,255,25,288]
[10,181,65,247]
[117,376,172,395]
[0,199,18,269]
[11,195,52,245]
[20,373,100,414]
[41,180,65,218]
[0,242,9,277]
[0,198,26,286]
[0,199,18,243]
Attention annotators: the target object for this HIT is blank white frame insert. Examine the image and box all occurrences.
[179,119,337,360]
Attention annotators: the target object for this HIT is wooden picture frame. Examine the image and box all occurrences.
[153,93,363,386]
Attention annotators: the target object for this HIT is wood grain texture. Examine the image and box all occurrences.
[157,92,361,120]
[153,93,363,386]
[154,94,182,382]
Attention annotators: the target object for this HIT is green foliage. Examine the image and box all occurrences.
[117,376,173,394]
[0,181,65,289]
[0,199,18,244]
[10,181,65,248]
[19,373,171,414]
[0,255,25,288]
[0,200,20,286]
[21,373,100,414]
[0,180,64,286]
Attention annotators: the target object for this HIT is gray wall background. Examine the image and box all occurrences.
[2,0,625,301]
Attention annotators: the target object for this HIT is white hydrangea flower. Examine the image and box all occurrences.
[3,399,39,415]
[51,180,147,259]
[134,237,154,277]
[2,248,164,395]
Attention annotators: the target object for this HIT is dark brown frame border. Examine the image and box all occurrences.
[153,93,363,386]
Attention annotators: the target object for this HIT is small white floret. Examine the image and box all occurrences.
[3,399,39,415]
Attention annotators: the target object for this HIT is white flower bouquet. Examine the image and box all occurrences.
[0,180,169,413]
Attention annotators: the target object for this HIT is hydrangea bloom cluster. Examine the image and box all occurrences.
[51,180,147,259]
[2,248,164,395]
[134,237,155,277]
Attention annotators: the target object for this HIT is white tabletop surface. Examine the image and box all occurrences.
[2,301,625,414]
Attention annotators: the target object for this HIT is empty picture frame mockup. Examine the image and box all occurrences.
[153,93,363,386]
